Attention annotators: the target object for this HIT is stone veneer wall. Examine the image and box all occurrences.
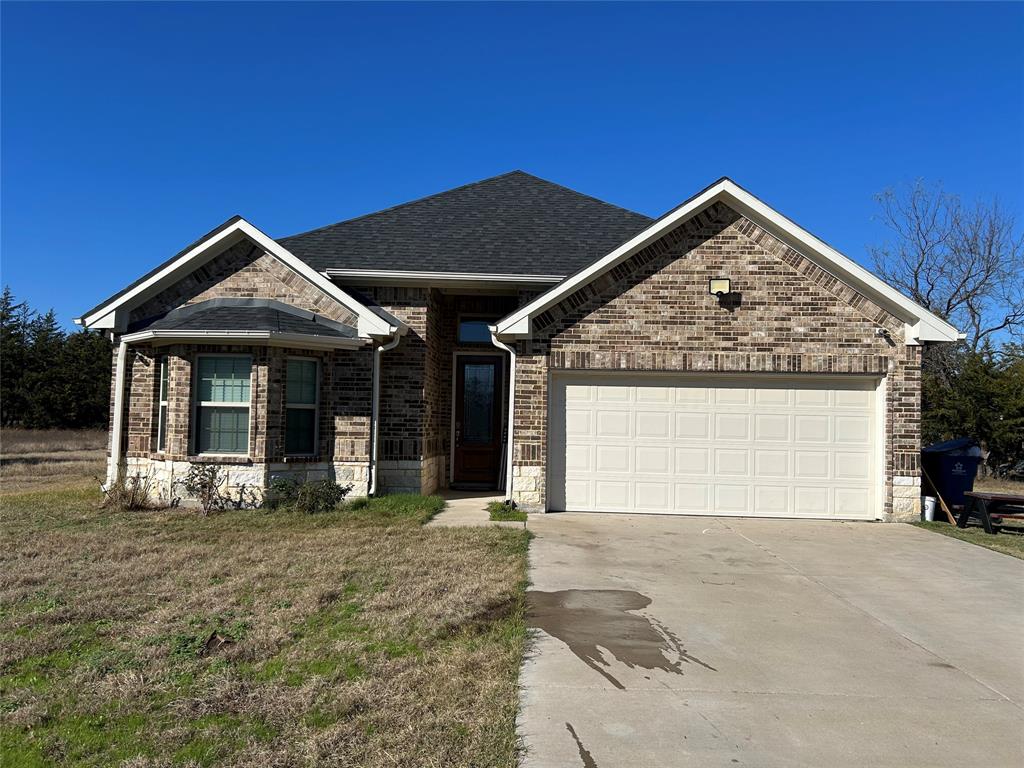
[510,202,922,521]
[112,342,372,505]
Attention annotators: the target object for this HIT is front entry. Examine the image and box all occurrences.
[453,355,503,487]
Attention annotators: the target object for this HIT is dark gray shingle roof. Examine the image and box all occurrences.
[140,299,356,339]
[279,171,653,276]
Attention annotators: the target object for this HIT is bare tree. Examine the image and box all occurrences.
[870,181,1023,352]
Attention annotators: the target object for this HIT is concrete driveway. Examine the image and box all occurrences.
[519,514,1024,767]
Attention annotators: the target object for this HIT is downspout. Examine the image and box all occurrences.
[105,338,129,490]
[369,332,402,496]
[489,329,516,500]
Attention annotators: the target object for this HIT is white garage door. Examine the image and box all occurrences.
[550,375,880,519]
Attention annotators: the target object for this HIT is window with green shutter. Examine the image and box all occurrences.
[285,358,318,456]
[194,356,251,454]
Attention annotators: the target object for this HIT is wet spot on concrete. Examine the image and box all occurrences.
[565,722,598,768]
[528,589,715,689]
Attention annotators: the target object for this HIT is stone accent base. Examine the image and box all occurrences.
[421,454,445,495]
[120,457,369,507]
[887,475,922,522]
[376,460,423,494]
[511,465,545,512]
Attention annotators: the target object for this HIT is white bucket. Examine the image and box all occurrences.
[922,496,937,522]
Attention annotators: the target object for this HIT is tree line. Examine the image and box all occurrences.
[871,181,1023,472]
[1,287,112,429]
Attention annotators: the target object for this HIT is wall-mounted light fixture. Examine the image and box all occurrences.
[708,278,731,297]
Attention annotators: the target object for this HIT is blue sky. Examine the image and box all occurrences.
[2,1,1022,328]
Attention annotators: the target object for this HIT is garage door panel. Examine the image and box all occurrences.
[636,411,671,439]
[676,413,709,439]
[552,375,878,519]
[637,445,671,474]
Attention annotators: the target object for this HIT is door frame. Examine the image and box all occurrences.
[449,350,507,487]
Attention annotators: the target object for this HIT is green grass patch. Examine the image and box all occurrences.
[1,485,527,766]
[487,500,527,523]
[911,521,1024,559]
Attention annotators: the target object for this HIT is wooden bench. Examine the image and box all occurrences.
[956,492,1024,534]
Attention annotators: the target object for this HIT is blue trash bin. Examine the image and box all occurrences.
[922,438,982,507]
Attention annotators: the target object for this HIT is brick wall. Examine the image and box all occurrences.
[129,240,358,327]
[512,202,922,519]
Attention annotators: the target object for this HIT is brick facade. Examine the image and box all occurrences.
[107,204,925,520]
[510,202,922,520]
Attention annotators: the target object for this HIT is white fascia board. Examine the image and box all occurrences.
[80,218,398,338]
[494,179,961,345]
[325,268,564,287]
[120,329,367,350]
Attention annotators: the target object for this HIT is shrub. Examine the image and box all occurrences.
[174,465,260,515]
[487,499,527,523]
[295,479,352,514]
[101,464,153,510]
[266,477,300,508]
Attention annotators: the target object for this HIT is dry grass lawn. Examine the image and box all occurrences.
[0,429,107,495]
[0,488,530,767]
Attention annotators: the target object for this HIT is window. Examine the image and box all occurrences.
[285,358,318,456]
[157,356,169,452]
[194,356,251,454]
[458,318,493,344]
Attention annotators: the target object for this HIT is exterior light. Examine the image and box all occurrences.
[709,278,731,297]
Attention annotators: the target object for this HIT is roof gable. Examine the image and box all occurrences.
[76,217,399,338]
[495,178,961,345]
[279,171,653,277]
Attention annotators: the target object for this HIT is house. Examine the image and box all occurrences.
[76,172,960,520]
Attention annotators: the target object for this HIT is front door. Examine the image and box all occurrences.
[453,355,503,487]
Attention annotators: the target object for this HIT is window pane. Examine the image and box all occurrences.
[197,357,251,403]
[286,359,317,405]
[286,408,316,455]
[462,363,495,443]
[458,320,492,344]
[158,404,168,451]
[159,357,169,401]
[197,406,249,453]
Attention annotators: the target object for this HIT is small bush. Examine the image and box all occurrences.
[266,478,300,508]
[295,479,353,514]
[101,465,153,510]
[174,465,260,515]
[488,499,527,523]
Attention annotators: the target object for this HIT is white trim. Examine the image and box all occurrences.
[489,332,516,498]
[494,178,961,344]
[104,340,129,490]
[325,268,563,288]
[119,329,365,351]
[369,334,403,495]
[77,218,398,338]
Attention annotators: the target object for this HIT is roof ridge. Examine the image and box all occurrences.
[279,170,527,241]
[279,170,651,242]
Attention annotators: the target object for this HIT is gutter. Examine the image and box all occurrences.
[489,328,516,498]
[369,331,405,496]
[105,338,129,490]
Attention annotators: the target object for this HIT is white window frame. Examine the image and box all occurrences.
[285,356,320,458]
[192,354,253,457]
[157,356,169,453]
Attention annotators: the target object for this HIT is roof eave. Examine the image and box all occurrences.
[495,179,961,345]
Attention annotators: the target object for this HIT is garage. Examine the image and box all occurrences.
[549,374,882,519]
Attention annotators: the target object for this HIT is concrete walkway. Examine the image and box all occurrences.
[519,513,1024,767]
[426,490,525,528]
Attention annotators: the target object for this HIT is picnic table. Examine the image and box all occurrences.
[956,491,1024,534]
